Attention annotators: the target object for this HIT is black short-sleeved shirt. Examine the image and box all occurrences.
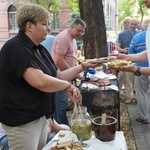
[0,30,57,126]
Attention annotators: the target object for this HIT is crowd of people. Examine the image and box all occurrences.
[116,17,139,104]
[114,0,150,124]
[1,0,150,149]
[116,16,150,123]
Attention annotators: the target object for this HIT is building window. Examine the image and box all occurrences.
[8,5,18,33]
[50,13,59,29]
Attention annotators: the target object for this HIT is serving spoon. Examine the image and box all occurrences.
[101,113,107,124]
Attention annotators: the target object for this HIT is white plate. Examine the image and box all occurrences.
[42,130,78,150]
[94,71,109,79]
[43,131,127,150]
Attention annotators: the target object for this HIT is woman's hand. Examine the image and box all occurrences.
[81,60,103,70]
[48,118,70,132]
[65,84,82,105]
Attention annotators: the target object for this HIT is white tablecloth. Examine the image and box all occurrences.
[42,131,128,150]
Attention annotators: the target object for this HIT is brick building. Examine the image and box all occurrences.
[104,0,118,32]
[0,0,118,49]
[0,0,71,49]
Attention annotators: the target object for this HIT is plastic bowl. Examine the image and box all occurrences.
[83,69,96,77]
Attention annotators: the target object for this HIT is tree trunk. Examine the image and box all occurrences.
[79,0,108,59]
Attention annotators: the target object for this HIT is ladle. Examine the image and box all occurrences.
[101,113,106,124]
[73,89,78,120]
[73,89,84,120]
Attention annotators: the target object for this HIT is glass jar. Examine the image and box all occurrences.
[70,106,92,141]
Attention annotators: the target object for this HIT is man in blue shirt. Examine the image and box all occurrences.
[116,18,139,103]
[41,34,55,53]
[129,19,150,124]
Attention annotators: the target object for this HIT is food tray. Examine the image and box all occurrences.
[42,131,78,150]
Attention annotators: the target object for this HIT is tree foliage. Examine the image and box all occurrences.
[137,0,149,21]
[66,0,80,22]
[65,0,150,58]
[118,0,148,29]
[118,0,134,27]
[33,0,61,13]
[67,0,79,12]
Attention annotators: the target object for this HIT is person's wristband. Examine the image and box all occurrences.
[65,83,71,91]
[81,62,87,70]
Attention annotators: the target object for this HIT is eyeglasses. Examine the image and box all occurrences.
[74,26,85,35]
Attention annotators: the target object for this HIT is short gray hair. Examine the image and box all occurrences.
[72,18,86,27]
[16,3,50,32]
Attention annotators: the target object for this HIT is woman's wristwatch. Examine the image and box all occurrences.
[134,66,141,76]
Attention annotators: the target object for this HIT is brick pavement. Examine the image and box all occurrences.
[127,101,150,150]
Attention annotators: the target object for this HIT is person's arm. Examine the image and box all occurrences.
[116,41,128,54]
[54,51,70,71]
[127,51,148,62]
[23,60,102,103]
[48,118,69,132]
[57,61,102,81]
[23,67,82,104]
[118,64,150,76]
[111,51,148,62]
[23,67,71,93]
[137,67,150,76]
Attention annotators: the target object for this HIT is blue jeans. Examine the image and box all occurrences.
[53,91,69,125]
[0,135,9,150]
[47,132,56,143]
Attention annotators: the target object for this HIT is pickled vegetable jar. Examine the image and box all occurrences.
[70,106,92,141]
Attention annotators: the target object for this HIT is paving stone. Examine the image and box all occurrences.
[126,99,150,150]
